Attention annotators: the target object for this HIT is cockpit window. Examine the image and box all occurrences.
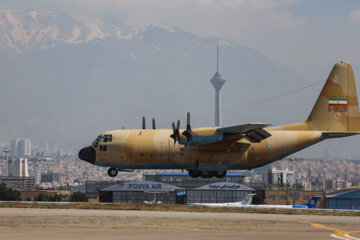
[93,134,112,145]
[95,136,104,142]
[104,134,112,142]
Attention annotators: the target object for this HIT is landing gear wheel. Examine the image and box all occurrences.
[214,170,227,178]
[108,167,118,177]
[188,169,200,178]
[200,170,213,178]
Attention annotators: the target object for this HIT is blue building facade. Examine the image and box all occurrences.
[327,188,360,210]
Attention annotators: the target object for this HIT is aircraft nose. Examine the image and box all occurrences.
[78,146,96,164]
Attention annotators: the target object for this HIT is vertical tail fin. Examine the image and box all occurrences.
[307,62,360,132]
[306,196,320,208]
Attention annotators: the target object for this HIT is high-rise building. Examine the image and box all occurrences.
[262,168,295,185]
[210,41,226,127]
[28,169,41,183]
[8,157,29,177]
[11,138,31,157]
[40,171,59,183]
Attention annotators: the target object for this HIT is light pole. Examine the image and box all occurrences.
[3,150,10,176]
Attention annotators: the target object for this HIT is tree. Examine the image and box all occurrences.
[34,193,61,202]
[34,193,48,201]
[0,183,21,201]
[70,191,88,202]
[56,185,66,190]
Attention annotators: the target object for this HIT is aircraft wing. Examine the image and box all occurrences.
[217,123,271,143]
[185,122,271,146]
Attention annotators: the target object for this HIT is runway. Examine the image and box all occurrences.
[0,208,359,240]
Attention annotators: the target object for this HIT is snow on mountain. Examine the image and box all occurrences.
[0,10,140,53]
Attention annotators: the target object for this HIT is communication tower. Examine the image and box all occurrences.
[210,41,226,127]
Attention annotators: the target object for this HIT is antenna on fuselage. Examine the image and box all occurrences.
[142,116,146,129]
[152,118,156,129]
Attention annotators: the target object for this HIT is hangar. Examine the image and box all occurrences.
[327,188,360,210]
[99,181,184,204]
[99,181,254,204]
[186,182,254,204]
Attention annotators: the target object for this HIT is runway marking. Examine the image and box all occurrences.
[103,223,201,231]
[298,221,360,240]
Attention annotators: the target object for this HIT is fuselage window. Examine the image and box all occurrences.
[100,145,107,152]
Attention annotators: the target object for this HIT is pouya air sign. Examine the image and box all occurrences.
[128,183,162,190]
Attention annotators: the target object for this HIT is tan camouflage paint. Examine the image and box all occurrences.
[92,62,360,170]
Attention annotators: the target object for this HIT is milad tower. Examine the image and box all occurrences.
[210,41,226,127]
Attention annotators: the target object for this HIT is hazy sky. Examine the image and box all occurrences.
[1,0,360,69]
[1,0,360,158]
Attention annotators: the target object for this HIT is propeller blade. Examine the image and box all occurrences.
[142,116,146,129]
[182,112,192,144]
[187,112,190,128]
[170,120,180,145]
[152,118,156,129]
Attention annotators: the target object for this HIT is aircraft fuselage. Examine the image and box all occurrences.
[81,123,325,171]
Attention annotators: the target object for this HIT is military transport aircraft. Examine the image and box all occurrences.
[79,62,360,178]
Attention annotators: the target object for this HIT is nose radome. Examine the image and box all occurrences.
[78,146,96,164]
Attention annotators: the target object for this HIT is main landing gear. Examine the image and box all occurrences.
[188,169,227,179]
[108,167,118,177]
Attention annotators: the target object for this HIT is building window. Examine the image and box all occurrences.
[269,195,275,200]
[280,195,287,200]
[303,195,310,201]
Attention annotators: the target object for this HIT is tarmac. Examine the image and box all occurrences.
[0,208,359,240]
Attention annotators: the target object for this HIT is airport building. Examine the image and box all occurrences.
[85,180,120,199]
[264,190,323,205]
[99,181,184,204]
[99,180,254,204]
[326,188,360,210]
[186,182,254,204]
[20,190,71,201]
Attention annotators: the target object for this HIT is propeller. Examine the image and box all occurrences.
[182,112,192,144]
[142,116,146,129]
[170,120,180,145]
[152,118,156,129]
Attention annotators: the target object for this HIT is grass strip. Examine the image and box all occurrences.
[0,202,359,217]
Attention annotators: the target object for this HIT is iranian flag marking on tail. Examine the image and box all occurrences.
[329,98,347,106]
